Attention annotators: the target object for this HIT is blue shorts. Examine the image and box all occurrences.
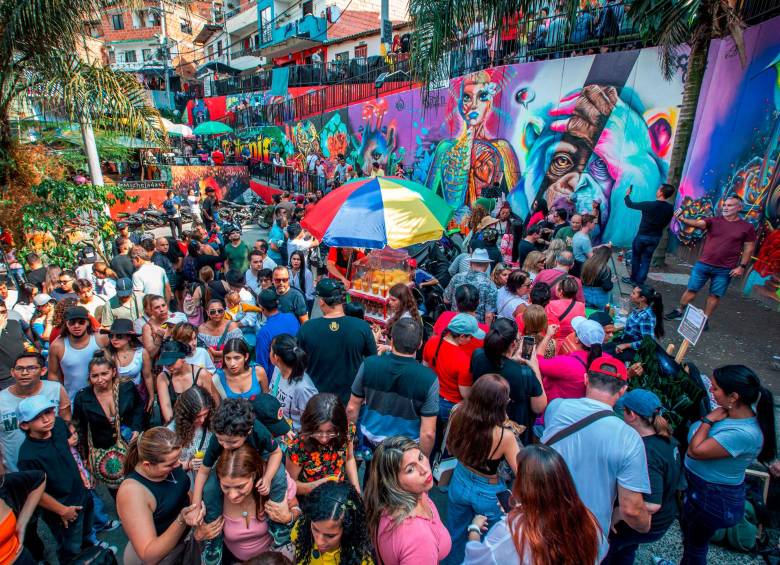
[687,262,732,297]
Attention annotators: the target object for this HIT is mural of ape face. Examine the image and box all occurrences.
[510,85,672,246]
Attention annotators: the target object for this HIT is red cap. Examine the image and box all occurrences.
[588,356,628,381]
[408,258,417,268]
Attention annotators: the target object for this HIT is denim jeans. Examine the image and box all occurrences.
[42,491,94,563]
[630,234,661,285]
[201,460,289,564]
[432,397,457,463]
[680,470,745,565]
[444,463,506,565]
[89,489,110,544]
[603,522,668,564]
[584,286,610,309]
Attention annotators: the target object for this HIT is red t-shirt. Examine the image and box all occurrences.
[326,248,365,278]
[211,151,225,166]
[699,217,756,269]
[422,335,473,403]
[545,299,585,339]
[432,311,487,357]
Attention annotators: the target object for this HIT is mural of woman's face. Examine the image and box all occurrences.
[459,81,493,127]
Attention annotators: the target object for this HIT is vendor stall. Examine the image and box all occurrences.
[347,248,411,326]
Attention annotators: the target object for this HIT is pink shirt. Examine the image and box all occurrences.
[545,299,585,339]
[538,350,620,402]
[376,494,451,565]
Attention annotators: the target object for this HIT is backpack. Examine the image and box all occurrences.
[67,545,119,565]
[163,198,176,215]
[183,281,205,326]
[183,255,198,283]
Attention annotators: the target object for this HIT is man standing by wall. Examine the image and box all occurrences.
[665,195,756,326]
[623,184,675,286]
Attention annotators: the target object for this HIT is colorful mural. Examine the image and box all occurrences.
[196,47,685,247]
[169,165,251,203]
[678,15,780,306]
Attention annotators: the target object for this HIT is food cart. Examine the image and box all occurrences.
[346,248,411,326]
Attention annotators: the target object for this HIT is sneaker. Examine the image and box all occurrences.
[97,541,118,554]
[704,320,710,331]
[664,308,684,320]
[97,519,121,533]
[620,276,636,285]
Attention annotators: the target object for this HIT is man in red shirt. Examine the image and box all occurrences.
[666,195,756,323]
[211,148,225,166]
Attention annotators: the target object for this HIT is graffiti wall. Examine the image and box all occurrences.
[186,87,319,125]
[205,48,685,247]
[169,165,251,203]
[678,15,780,306]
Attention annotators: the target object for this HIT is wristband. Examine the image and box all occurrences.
[177,511,186,526]
[467,524,482,535]
[739,263,748,269]
[700,417,714,426]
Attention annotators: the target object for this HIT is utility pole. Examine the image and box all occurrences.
[159,0,172,109]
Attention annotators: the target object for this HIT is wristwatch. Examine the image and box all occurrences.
[467,524,482,535]
[700,416,714,426]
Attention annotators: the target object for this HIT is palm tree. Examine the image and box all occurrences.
[0,0,164,190]
[408,0,747,260]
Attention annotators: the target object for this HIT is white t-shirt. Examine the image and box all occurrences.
[269,367,318,431]
[186,347,217,373]
[0,381,65,471]
[541,397,649,561]
[80,295,107,317]
[132,262,169,297]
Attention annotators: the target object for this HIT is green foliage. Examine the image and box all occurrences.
[20,179,128,267]
[630,336,706,431]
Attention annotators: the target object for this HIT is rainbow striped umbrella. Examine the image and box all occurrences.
[301,176,453,249]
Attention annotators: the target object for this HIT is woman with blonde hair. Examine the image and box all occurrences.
[520,304,557,358]
[490,263,510,289]
[521,251,546,281]
[365,436,451,564]
[543,239,565,269]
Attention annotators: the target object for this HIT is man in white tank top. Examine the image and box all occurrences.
[0,351,70,471]
[48,306,107,399]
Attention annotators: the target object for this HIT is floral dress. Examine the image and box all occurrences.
[287,424,355,483]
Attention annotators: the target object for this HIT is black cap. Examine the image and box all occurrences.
[314,278,343,299]
[156,339,190,367]
[258,289,279,310]
[250,395,291,437]
[100,318,137,336]
[225,269,244,287]
[588,310,614,327]
[64,306,90,321]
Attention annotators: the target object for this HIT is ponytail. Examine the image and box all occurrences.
[638,285,665,338]
[431,329,450,368]
[713,365,777,463]
[649,411,672,439]
[122,427,181,476]
[483,318,518,369]
[585,342,603,370]
[271,334,308,383]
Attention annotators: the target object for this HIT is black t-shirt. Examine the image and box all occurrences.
[625,196,675,238]
[517,239,537,268]
[470,348,542,443]
[297,315,378,403]
[26,268,47,292]
[277,288,307,318]
[0,470,45,514]
[164,237,185,269]
[17,418,86,506]
[0,320,27,389]
[643,434,682,534]
[111,254,135,280]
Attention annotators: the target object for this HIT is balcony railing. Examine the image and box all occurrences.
[231,47,262,59]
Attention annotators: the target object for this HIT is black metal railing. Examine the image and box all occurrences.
[739,0,780,24]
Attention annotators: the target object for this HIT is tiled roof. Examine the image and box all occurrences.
[327,10,402,41]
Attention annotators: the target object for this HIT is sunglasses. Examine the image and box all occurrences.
[208,308,225,315]
[109,333,129,339]
[273,278,289,283]
[66,319,88,325]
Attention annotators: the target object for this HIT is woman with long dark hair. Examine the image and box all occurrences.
[211,337,269,400]
[11,283,38,327]
[293,481,373,565]
[286,393,360,495]
[613,285,664,361]
[289,250,315,314]
[72,351,144,493]
[198,298,243,368]
[681,365,776,564]
[170,385,214,483]
[463,444,601,565]
[470,318,546,442]
[156,339,215,424]
[269,334,317,431]
[581,246,614,309]
[365,436,451,564]
[386,283,421,335]
[218,444,300,562]
[104,318,154,410]
[444,374,520,564]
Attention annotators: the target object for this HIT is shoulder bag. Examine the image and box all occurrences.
[88,380,128,488]
[543,410,615,446]
[432,405,459,486]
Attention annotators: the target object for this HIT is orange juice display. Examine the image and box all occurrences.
[346,248,412,325]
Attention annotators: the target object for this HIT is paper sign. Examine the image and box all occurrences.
[677,304,708,346]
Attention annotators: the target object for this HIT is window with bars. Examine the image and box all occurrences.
[354,44,367,58]
[111,14,124,30]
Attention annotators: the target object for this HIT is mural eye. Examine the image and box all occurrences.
[550,153,574,176]
[462,94,472,104]
[478,91,490,101]
[589,157,611,182]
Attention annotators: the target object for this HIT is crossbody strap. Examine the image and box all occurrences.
[558,298,577,322]
[543,410,615,446]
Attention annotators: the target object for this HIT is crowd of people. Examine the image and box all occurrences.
[0,176,776,565]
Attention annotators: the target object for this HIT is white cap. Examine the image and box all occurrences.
[33,294,54,307]
[571,316,605,347]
